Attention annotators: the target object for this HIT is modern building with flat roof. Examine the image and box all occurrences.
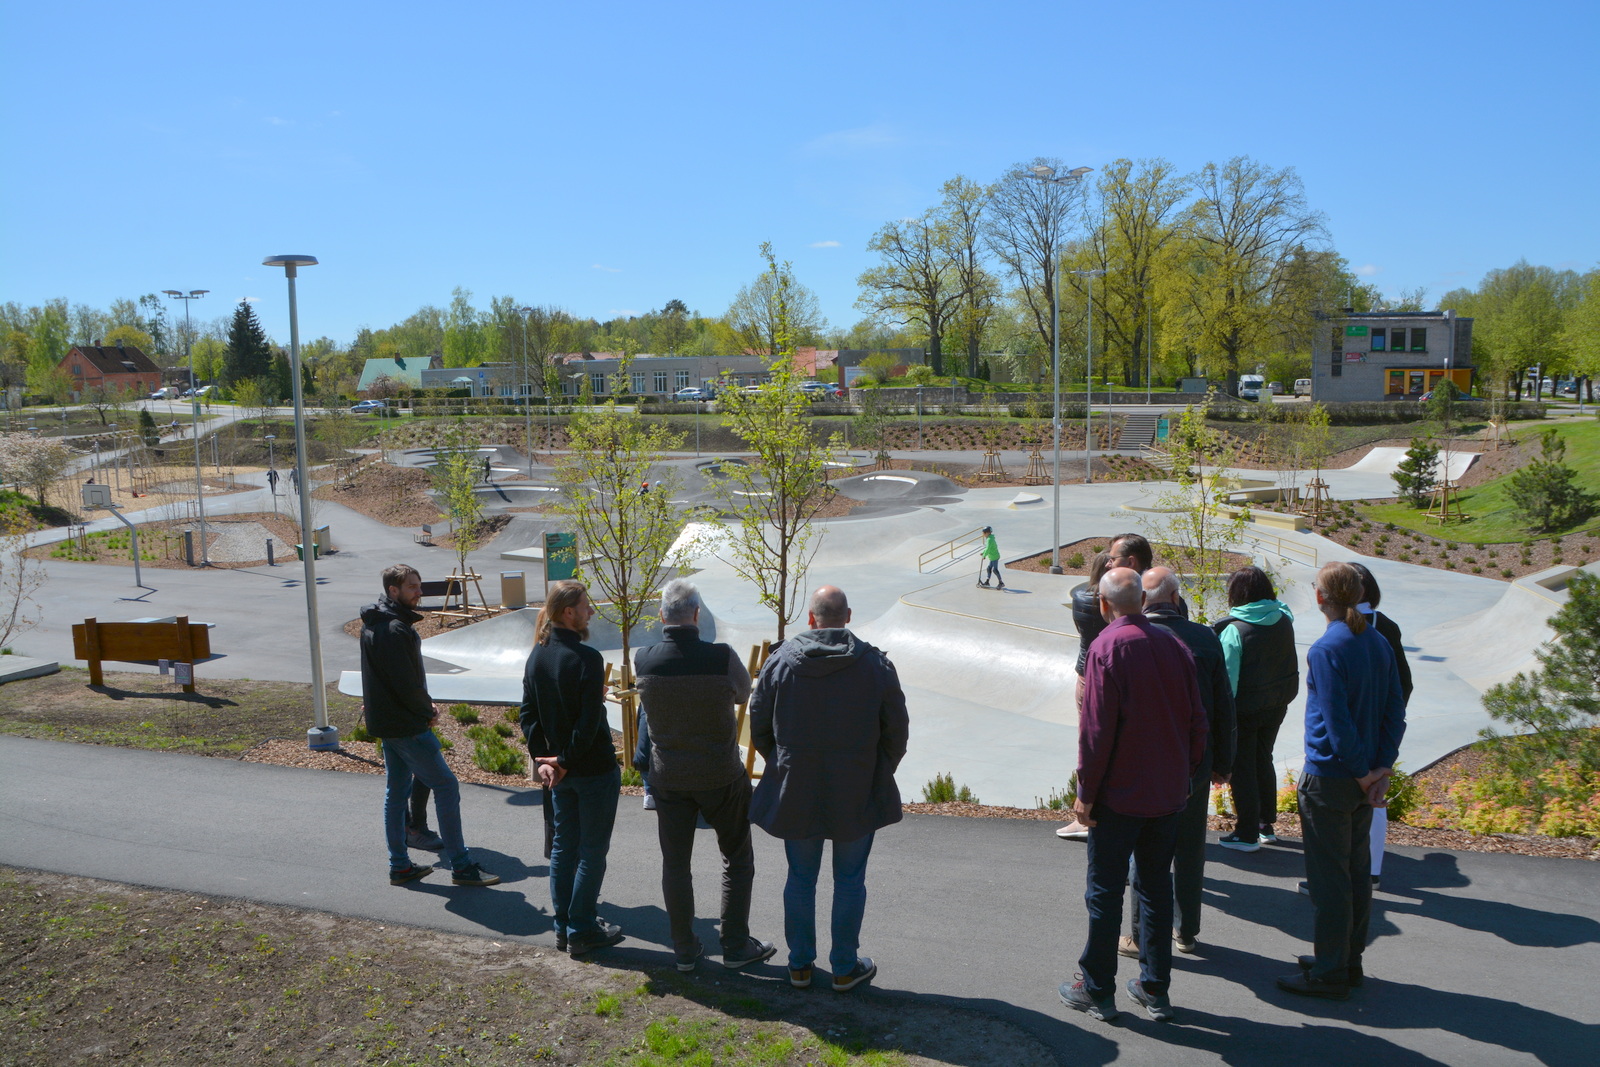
[1310,310,1473,402]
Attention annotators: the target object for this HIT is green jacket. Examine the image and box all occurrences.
[981,534,999,561]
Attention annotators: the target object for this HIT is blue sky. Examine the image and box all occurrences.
[2,0,1595,345]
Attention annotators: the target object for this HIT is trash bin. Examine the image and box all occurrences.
[501,571,526,610]
[295,542,321,561]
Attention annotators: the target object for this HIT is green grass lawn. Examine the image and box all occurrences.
[1360,419,1600,544]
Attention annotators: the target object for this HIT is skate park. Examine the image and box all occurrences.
[6,431,1599,1065]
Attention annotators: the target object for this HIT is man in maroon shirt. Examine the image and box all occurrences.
[1060,568,1208,1024]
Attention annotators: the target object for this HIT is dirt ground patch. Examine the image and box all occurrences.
[27,511,306,570]
[0,867,1052,1067]
[313,458,441,528]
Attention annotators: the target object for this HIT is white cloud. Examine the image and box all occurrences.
[801,122,902,157]
[809,240,841,248]
[607,309,641,318]
[1354,264,1381,277]
[264,116,292,126]
[591,263,622,273]
[242,296,261,304]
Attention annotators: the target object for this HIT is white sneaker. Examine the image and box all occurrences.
[1056,821,1090,840]
[642,793,656,810]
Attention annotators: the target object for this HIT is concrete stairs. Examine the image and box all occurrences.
[1116,411,1161,451]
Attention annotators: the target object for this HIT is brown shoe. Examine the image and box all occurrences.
[1117,935,1140,959]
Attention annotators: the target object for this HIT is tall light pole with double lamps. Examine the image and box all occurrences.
[1070,268,1108,484]
[516,306,535,475]
[162,289,211,564]
[1026,164,1092,572]
[261,255,336,751]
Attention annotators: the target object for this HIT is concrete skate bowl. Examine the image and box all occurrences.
[472,484,560,509]
[831,470,964,509]
[856,596,1076,726]
[419,602,722,675]
[1347,446,1478,481]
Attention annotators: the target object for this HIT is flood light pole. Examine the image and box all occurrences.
[1071,268,1107,484]
[262,255,335,751]
[162,289,210,563]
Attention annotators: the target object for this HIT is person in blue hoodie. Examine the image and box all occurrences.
[1277,562,1405,1001]
[1212,566,1298,851]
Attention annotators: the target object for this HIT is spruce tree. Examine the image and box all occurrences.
[1507,429,1599,533]
[1391,437,1439,507]
[223,300,272,387]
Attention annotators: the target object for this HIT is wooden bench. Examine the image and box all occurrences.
[418,578,461,605]
[72,616,212,693]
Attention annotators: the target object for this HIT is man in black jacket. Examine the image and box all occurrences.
[360,563,500,888]
[1127,567,1235,955]
[634,579,775,973]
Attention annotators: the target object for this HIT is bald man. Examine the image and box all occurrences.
[1060,567,1207,1024]
[749,585,910,994]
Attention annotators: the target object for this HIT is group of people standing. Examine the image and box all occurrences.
[359,532,1408,1023]
[360,567,908,992]
[1057,533,1409,1022]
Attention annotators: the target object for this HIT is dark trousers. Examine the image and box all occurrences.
[409,780,431,830]
[1230,704,1288,839]
[1299,773,1373,983]
[654,776,756,959]
[1080,804,1182,998]
[1131,753,1212,941]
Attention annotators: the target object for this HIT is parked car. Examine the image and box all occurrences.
[1293,378,1312,397]
[350,399,387,414]
[1237,374,1266,401]
[192,385,215,398]
[149,386,178,400]
[673,386,712,401]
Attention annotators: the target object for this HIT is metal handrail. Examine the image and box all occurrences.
[1242,527,1318,568]
[918,527,985,573]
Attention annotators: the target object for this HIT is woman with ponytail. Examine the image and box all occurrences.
[1278,562,1406,1001]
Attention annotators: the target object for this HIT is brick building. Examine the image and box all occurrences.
[60,342,162,398]
[1310,310,1474,402]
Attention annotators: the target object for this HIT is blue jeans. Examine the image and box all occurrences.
[782,833,874,975]
[982,559,1001,584]
[383,729,469,871]
[550,764,621,940]
[1079,804,1181,998]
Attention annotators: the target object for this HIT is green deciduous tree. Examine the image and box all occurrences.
[1506,429,1598,533]
[726,257,827,356]
[429,421,488,603]
[983,157,1090,367]
[718,245,841,640]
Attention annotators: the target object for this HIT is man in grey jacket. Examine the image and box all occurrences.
[749,585,910,993]
[634,579,775,974]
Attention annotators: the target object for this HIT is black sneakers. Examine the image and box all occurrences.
[832,957,877,992]
[389,863,433,885]
[1276,970,1351,1000]
[722,938,777,972]
[568,921,625,957]
[1299,954,1363,987]
[1126,978,1175,1022]
[451,863,501,887]
[1219,832,1261,852]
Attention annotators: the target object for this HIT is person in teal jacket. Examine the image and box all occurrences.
[1212,567,1298,851]
[979,526,1004,588]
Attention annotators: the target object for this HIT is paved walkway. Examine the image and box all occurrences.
[1,735,1594,1066]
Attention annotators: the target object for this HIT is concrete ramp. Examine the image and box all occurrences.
[1347,446,1477,481]
[1413,563,1595,692]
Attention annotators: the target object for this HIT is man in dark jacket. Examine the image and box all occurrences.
[520,580,623,957]
[634,579,775,973]
[360,563,500,888]
[1061,568,1206,1024]
[749,586,909,994]
[1130,567,1235,955]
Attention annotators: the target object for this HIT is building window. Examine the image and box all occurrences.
[1409,327,1427,352]
[676,371,689,389]
[631,372,646,394]
[591,373,607,394]
[654,372,668,393]
[1371,328,1387,352]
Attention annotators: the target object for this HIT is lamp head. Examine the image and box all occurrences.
[263,255,319,269]
[162,290,182,297]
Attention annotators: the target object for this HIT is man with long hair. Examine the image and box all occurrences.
[360,563,500,888]
[519,580,624,957]
[1277,562,1405,1001]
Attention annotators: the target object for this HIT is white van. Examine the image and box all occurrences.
[1294,378,1312,397]
[1238,374,1266,401]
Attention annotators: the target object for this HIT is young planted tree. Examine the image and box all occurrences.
[1392,438,1440,507]
[1143,395,1253,622]
[1507,429,1598,533]
[0,519,45,650]
[430,421,488,607]
[0,433,73,511]
[553,403,698,692]
[852,385,892,468]
[719,245,841,641]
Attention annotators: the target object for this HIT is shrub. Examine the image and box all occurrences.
[504,707,521,724]
[1210,783,1233,817]
[1036,772,1079,811]
[450,703,479,724]
[348,722,374,743]
[466,724,523,775]
[433,727,452,751]
[1276,769,1299,815]
[620,765,643,787]
[923,771,980,804]
[493,721,514,738]
[1384,765,1422,823]
[1066,552,1085,568]
[1502,568,1515,578]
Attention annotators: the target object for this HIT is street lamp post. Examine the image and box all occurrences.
[261,255,336,751]
[1027,163,1092,573]
[1071,268,1108,484]
[515,306,534,476]
[264,433,277,501]
[162,289,211,564]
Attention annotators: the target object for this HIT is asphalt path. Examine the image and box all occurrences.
[2,735,1594,1066]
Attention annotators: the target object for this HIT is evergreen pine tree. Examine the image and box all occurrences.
[223,300,272,387]
[1507,429,1599,533]
[1391,437,1439,507]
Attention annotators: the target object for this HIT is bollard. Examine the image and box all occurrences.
[184,530,194,566]
[267,540,275,567]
